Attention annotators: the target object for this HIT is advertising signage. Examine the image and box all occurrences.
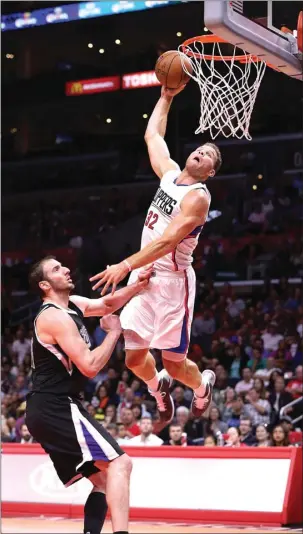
[1,1,180,32]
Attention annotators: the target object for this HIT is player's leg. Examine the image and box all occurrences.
[162,352,215,417]
[124,334,174,425]
[157,268,215,417]
[85,471,108,534]
[95,453,132,533]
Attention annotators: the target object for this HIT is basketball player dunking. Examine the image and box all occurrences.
[90,85,222,425]
[26,256,152,534]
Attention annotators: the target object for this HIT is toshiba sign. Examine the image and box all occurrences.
[122,70,161,90]
[65,76,120,96]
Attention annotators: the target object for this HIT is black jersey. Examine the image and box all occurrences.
[31,300,91,397]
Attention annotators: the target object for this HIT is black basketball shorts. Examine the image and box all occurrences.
[26,393,124,487]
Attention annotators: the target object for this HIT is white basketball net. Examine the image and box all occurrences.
[179,41,267,140]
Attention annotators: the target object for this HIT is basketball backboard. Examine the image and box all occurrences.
[204,0,302,80]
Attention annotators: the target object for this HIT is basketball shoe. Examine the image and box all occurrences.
[191,369,216,418]
[149,369,174,426]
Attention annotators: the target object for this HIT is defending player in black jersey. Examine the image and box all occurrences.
[26,255,152,534]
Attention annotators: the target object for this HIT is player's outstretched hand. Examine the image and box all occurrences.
[161,85,186,98]
[100,314,122,334]
[136,264,154,290]
[90,261,130,295]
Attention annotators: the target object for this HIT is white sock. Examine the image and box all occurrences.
[146,373,160,392]
[194,370,215,398]
[193,376,206,398]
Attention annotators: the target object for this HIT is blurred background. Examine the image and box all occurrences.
[1,0,302,448]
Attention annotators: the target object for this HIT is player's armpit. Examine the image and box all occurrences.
[145,134,180,179]
[160,189,210,248]
[38,308,93,377]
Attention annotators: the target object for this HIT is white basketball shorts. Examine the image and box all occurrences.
[120,267,196,356]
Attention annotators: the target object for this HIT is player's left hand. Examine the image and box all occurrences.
[90,262,129,295]
[136,264,154,290]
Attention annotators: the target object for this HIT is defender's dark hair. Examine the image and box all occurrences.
[28,255,56,297]
[205,142,222,174]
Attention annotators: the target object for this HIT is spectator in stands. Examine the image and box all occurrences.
[253,377,267,399]
[172,386,191,409]
[204,434,218,447]
[247,349,266,373]
[106,423,119,440]
[2,419,13,442]
[229,345,248,384]
[255,424,270,447]
[268,376,294,425]
[125,416,163,446]
[17,423,34,444]
[235,368,254,396]
[104,404,117,426]
[131,403,143,423]
[117,387,135,418]
[262,322,284,353]
[254,357,280,386]
[116,423,128,444]
[243,387,271,426]
[116,370,130,397]
[13,374,30,400]
[286,365,303,399]
[119,407,140,438]
[175,406,190,430]
[239,416,257,446]
[225,427,244,447]
[223,395,245,428]
[270,424,290,447]
[206,406,228,435]
[164,424,192,446]
[5,416,16,442]
[280,416,294,435]
[95,383,110,412]
[12,329,31,367]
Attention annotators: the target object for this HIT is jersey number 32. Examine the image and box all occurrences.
[145,210,158,230]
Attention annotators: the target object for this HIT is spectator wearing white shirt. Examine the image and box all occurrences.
[12,329,31,366]
[261,323,283,353]
[124,417,163,446]
[235,368,254,396]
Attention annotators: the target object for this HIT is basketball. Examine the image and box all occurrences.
[155,50,193,89]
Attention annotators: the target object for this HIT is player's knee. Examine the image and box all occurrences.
[114,453,133,477]
[125,349,146,370]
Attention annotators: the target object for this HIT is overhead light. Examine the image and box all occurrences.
[115,39,121,45]
[99,48,105,54]
[106,118,112,124]
[257,174,263,180]
[88,43,93,48]
[10,127,17,134]
[143,113,148,119]
[176,32,182,37]
[252,185,257,190]
[6,53,14,59]
[204,27,208,32]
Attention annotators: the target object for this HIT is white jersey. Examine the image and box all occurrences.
[141,169,211,272]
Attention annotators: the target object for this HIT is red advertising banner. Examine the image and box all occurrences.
[65,76,120,96]
[122,70,161,89]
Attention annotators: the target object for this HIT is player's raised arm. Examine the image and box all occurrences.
[144,86,185,179]
[37,308,121,378]
[90,189,209,294]
[70,265,153,316]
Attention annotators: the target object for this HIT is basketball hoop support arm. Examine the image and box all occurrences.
[204,0,302,80]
